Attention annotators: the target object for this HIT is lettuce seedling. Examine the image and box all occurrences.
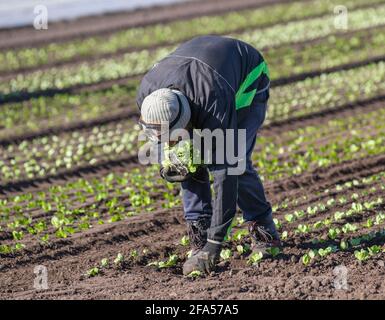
[342,223,357,234]
[334,211,345,221]
[294,210,305,219]
[318,246,336,257]
[148,254,179,269]
[273,218,282,229]
[86,267,99,277]
[364,219,374,228]
[162,140,201,174]
[285,214,295,223]
[297,224,310,234]
[340,240,349,250]
[12,230,24,241]
[232,229,249,242]
[328,228,341,240]
[236,245,244,255]
[354,249,370,261]
[312,221,323,229]
[0,244,12,254]
[101,258,109,268]
[302,249,318,266]
[248,251,263,265]
[302,254,311,266]
[130,250,139,259]
[187,270,202,278]
[158,254,178,268]
[306,206,318,215]
[40,234,49,244]
[220,249,232,261]
[180,235,190,246]
[368,245,381,255]
[236,244,251,255]
[114,253,124,265]
[308,250,317,260]
[281,231,288,240]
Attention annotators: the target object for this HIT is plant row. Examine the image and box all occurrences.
[1,95,384,190]
[0,0,380,73]
[1,56,384,143]
[1,28,384,140]
[0,165,179,254]
[0,119,139,183]
[1,6,385,97]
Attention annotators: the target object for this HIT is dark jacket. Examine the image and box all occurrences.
[136,35,269,134]
[136,35,270,242]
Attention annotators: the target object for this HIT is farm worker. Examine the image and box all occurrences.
[136,35,280,275]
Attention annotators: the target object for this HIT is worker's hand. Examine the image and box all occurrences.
[159,165,191,183]
[159,142,191,183]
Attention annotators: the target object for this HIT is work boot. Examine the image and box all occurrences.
[248,219,281,254]
[186,217,211,255]
[183,242,221,276]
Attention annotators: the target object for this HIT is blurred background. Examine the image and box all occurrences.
[0,0,187,28]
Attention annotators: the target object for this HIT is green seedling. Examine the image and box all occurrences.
[130,250,139,259]
[158,254,179,268]
[285,214,295,223]
[101,258,109,268]
[232,229,249,242]
[328,228,341,240]
[368,245,382,255]
[180,235,190,246]
[273,218,282,229]
[187,270,202,278]
[236,244,250,255]
[12,230,24,241]
[354,249,370,261]
[297,224,310,234]
[114,253,124,265]
[220,249,232,261]
[340,240,349,250]
[148,254,179,269]
[86,267,99,277]
[248,251,263,265]
[302,253,311,266]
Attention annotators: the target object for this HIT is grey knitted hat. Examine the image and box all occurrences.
[140,88,191,133]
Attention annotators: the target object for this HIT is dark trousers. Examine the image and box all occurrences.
[181,98,272,227]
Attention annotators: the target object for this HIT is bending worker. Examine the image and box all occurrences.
[136,35,280,275]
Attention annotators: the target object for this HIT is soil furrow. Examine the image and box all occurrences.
[2,53,385,106]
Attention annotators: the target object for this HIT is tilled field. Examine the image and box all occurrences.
[1,0,385,300]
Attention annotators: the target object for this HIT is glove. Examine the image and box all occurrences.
[160,164,208,183]
[160,144,193,182]
[160,166,191,183]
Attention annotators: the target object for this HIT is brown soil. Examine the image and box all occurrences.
[1,0,385,301]
[1,154,385,299]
